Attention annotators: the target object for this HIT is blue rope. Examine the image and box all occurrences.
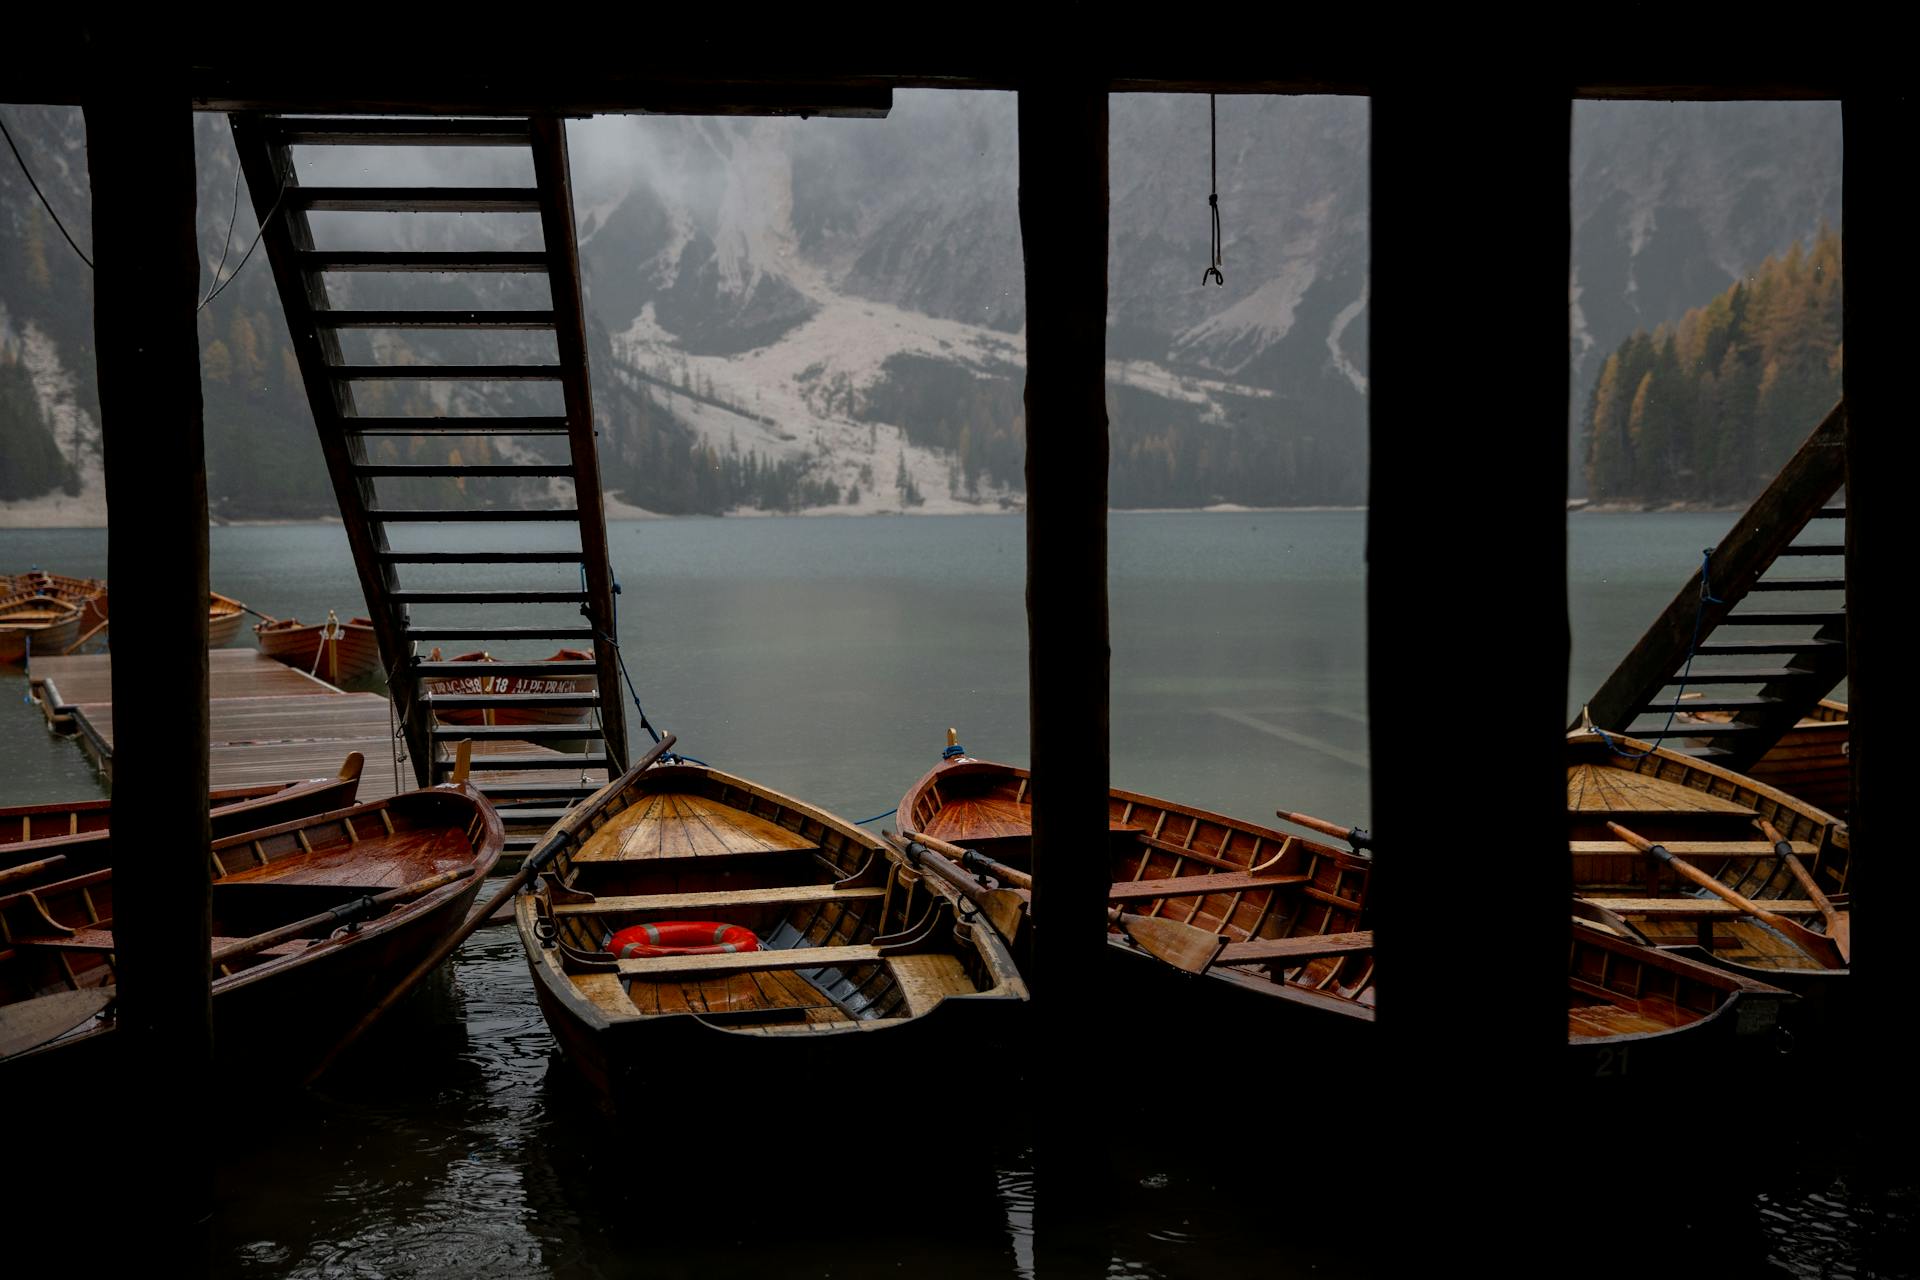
[1596,548,1723,760]
[942,743,967,760]
[852,806,897,826]
[584,563,664,747]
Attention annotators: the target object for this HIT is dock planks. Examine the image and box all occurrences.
[29,650,589,805]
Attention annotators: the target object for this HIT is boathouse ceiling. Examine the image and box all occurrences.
[5,21,1880,110]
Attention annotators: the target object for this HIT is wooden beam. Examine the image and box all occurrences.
[1017,79,1112,1237]
[1018,84,1110,1009]
[530,116,628,774]
[1368,77,1570,1251]
[1581,403,1846,732]
[84,93,212,1229]
[1842,90,1911,1154]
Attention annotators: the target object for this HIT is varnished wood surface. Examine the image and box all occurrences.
[515,762,1026,1110]
[572,790,818,862]
[0,783,503,1068]
[902,750,1797,1061]
[1565,732,1849,979]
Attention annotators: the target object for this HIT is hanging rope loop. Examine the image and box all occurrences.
[1202,95,1225,286]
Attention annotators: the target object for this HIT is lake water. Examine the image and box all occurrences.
[0,511,1903,1276]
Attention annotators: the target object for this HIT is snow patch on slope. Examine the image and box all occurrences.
[0,321,105,527]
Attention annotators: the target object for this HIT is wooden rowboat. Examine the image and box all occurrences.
[423,647,596,726]
[0,780,501,1078]
[517,761,1027,1114]
[9,571,107,632]
[207,591,249,647]
[1566,729,1850,998]
[0,594,82,665]
[0,753,366,890]
[1679,698,1850,818]
[255,612,382,686]
[900,742,1794,1080]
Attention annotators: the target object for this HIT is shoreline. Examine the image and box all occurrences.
[5,502,1373,530]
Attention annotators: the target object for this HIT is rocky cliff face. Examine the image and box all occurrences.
[0,96,1841,520]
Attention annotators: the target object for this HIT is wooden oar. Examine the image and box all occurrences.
[0,986,114,1059]
[209,866,476,967]
[0,854,67,889]
[1606,821,1846,970]
[885,831,1229,976]
[882,831,1030,941]
[62,618,110,655]
[898,827,1032,890]
[1276,809,1372,852]
[305,731,677,1085]
[1759,819,1850,964]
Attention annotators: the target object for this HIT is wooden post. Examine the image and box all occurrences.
[1018,80,1111,1256]
[1367,84,1570,1241]
[85,97,213,1228]
[1841,90,1910,1154]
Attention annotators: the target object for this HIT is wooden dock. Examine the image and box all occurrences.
[29,650,601,812]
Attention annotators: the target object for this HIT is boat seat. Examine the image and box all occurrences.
[6,927,117,953]
[616,942,886,980]
[1570,839,1818,856]
[8,928,309,959]
[553,884,885,917]
[1109,870,1308,903]
[888,953,975,1017]
[1213,930,1374,966]
[1580,897,1825,918]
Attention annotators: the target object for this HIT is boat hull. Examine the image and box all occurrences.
[422,649,595,725]
[516,761,1027,1117]
[0,783,501,1087]
[256,617,383,686]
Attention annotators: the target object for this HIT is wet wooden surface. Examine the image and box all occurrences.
[29,650,575,801]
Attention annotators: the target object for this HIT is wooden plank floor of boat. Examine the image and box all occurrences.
[573,791,818,861]
[1566,763,1757,815]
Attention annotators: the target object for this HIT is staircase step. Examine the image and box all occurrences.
[493,807,576,825]
[434,724,603,742]
[406,625,594,642]
[355,463,574,478]
[315,310,558,330]
[416,659,597,677]
[291,186,542,214]
[1664,668,1814,684]
[332,363,564,381]
[1809,507,1847,519]
[438,752,610,772]
[475,781,606,799]
[339,416,571,435]
[1747,578,1846,592]
[1693,640,1843,656]
[390,589,590,605]
[1720,611,1847,626]
[1626,722,1762,739]
[380,551,584,565]
[429,693,603,709]
[1639,695,1781,713]
[270,118,532,147]
[368,508,580,522]
[301,250,549,273]
[1777,545,1845,557]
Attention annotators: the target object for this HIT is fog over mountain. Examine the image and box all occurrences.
[0,96,1839,521]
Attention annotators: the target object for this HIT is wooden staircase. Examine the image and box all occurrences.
[1582,402,1848,771]
[230,114,629,842]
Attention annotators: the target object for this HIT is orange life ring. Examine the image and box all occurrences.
[606,921,761,958]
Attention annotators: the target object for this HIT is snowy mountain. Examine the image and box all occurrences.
[0,95,1840,521]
